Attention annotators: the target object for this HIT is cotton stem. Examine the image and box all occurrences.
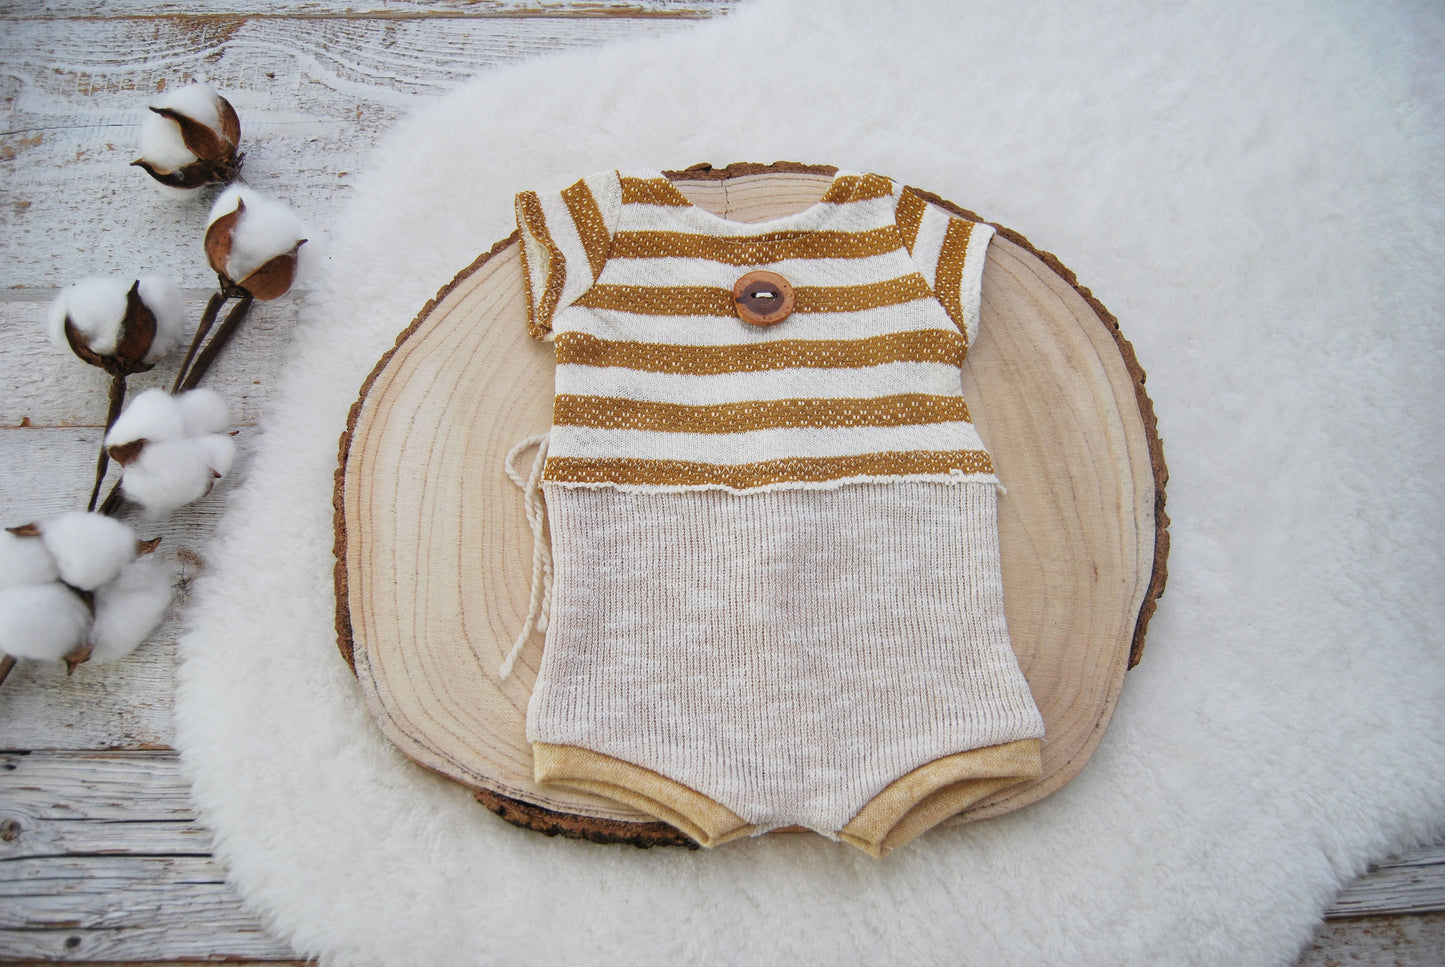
[177,293,252,393]
[87,373,128,512]
[171,290,227,394]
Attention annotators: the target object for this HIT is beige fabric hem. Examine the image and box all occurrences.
[535,738,1041,858]
[533,742,756,848]
[838,738,1042,857]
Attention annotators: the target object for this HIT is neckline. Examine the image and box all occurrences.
[636,167,869,234]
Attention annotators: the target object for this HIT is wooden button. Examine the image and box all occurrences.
[733,270,794,327]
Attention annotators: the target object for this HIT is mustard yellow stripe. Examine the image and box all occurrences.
[543,450,996,489]
[935,217,975,339]
[552,393,971,434]
[575,284,731,315]
[827,172,895,203]
[561,180,610,281]
[553,330,967,374]
[574,274,933,316]
[620,175,690,206]
[516,190,564,340]
[896,189,927,253]
[609,227,903,265]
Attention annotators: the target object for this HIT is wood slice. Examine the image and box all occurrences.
[334,162,1168,848]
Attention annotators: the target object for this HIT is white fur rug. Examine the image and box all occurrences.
[173,1,1445,964]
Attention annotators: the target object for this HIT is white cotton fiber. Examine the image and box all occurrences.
[46,276,130,356]
[0,583,91,661]
[208,186,308,284]
[195,433,237,478]
[0,529,59,589]
[175,388,231,437]
[89,556,174,665]
[107,388,186,448]
[156,82,223,135]
[138,109,198,172]
[136,275,185,362]
[113,391,237,515]
[121,439,218,516]
[39,511,137,591]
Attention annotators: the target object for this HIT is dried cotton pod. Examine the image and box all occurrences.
[132,82,242,190]
[46,275,184,376]
[205,187,308,300]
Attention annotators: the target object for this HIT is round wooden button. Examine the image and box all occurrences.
[733,270,794,327]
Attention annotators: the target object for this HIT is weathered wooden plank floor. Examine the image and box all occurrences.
[0,2,1439,963]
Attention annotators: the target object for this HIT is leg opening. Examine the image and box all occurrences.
[838,738,1042,858]
[533,743,755,848]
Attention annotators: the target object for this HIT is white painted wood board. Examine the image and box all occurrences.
[0,13,714,290]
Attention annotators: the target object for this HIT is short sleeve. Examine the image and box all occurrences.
[894,188,995,348]
[515,171,621,341]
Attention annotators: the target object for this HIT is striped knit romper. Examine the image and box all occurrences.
[515,168,1045,856]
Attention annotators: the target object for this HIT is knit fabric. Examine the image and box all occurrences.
[516,168,1045,854]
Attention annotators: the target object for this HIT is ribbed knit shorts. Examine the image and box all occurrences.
[526,480,1045,856]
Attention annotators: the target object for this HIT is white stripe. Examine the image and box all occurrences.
[961,221,995,346]
[599,253,915,289]
[553,299,956,345]
[549,421,989,463]
[536,190,592,310]
[618,195,896,239]
[911,204,950,288]
[582,170,622,234]
[554,361,965,404]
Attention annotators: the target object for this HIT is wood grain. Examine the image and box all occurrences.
[1300,913,1445,967]
[0,751,296,962]
[1330,846,1445,918]
[337,167,1160,840]
[3,1,737,18]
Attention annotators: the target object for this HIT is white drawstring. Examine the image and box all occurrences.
[499,432,551,679]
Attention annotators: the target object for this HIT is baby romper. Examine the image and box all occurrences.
[512,167,1045,856]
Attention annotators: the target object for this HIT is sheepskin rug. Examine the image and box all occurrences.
[173,1,1445,963]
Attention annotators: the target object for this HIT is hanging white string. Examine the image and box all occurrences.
[499,432,551,679]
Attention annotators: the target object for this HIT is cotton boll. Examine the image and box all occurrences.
[0,583,92,661]
[47,276,131,356]
[138,108,200,172]
[206,186,309,300]
[120,439,217,516]
[88,556,173,665]
[132,82,241,191]
[111,391,238,516]
[175,387,231,437]
[0,528,60,589]
[195,433,237,478]
[136,275,185,362]
[47,275,185,373]
[39,511,138,591]
[106,388,187,450]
